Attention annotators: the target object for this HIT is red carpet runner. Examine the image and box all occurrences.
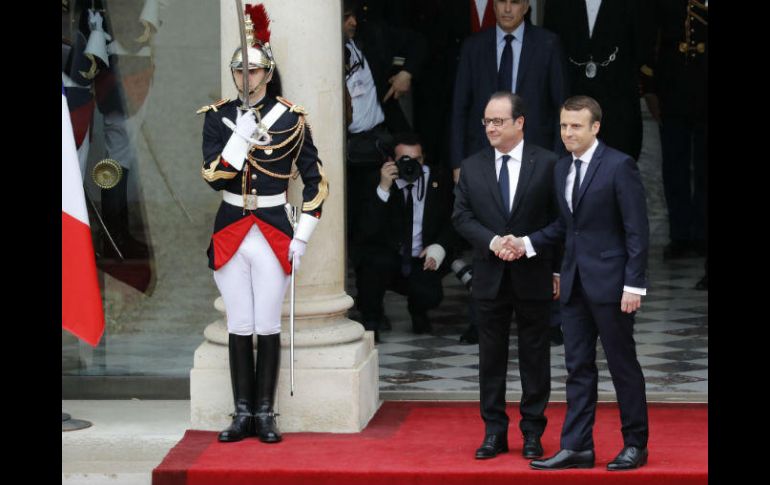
[153,402,707,485]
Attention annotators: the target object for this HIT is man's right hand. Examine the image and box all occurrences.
[379,160,398,192]
[492,235,525,261]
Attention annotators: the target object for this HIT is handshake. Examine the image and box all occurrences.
[491,235,527,262]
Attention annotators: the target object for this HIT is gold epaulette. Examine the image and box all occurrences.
[277,96,308,116]
[196,98,230,115]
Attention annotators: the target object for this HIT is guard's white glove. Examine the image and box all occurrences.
[288,213,321,271]
[221,109,257,171]
[85,10,111,66]
[288,239,307,270]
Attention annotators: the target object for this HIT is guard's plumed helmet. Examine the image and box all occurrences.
[230,3,275,72]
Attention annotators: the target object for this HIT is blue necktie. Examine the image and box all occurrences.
[499,155,511,217]
[571,159,583,212]
[497,34,514,91]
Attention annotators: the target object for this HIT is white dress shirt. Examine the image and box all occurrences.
[487,140,523,250]
[585,0,602,38]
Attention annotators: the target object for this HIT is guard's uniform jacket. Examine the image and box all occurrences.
[199,95,328,272]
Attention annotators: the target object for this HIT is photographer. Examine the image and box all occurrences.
[351,133,455,341]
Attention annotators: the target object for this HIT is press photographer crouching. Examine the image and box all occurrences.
[351,132,455,342]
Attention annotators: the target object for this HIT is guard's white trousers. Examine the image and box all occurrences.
[213,224,290,336]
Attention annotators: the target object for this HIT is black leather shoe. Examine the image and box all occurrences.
[475,434,508,459]
[522,435,544,459]
[607,446,648,470]
[530,449,595,470]
[459,325,478,344]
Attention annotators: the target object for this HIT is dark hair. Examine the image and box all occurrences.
[343,0,357,17]
[561,95,602,123]
[266,67,282,98]
[487,91,526,120]
[392,132,423,148]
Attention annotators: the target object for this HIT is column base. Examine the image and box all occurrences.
[190,320,380,432]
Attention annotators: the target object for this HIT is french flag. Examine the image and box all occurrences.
[62,85,104,346]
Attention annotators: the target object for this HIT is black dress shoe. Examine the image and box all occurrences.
[607,446,648,470]
[459,325,478,344]
[522,435,544,459]
[530,449,595,470]
[475,434,508,459]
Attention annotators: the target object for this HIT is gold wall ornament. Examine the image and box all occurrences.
[92,159,123,189]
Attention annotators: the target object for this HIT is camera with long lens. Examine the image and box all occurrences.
[395,155,422,184]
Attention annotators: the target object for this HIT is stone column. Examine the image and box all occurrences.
[190,0,380,432]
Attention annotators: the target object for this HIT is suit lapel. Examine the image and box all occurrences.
[574,141,605,211]
[509,143,535,218]
[481,149,507,219]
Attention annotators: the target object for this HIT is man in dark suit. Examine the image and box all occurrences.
[510,96,649,471]
[453,92,560,461]
[450,0,569,184]
[543,0,654,161]
[353,133,455,341]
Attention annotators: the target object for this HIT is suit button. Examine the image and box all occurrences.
[251,189,257,194]
[574,231,580,235]
[251,174,257,180]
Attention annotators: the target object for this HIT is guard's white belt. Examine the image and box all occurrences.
[223,191,286,208]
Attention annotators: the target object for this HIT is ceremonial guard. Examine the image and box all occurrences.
[198,3,328,443]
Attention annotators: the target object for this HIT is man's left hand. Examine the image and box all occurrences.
[383,70,412,102]
[621,291,641,313]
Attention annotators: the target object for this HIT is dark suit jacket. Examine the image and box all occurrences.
[452,142,561,300]
[529,142,649,304]
[544,0,654,159]
[353,17,428,134]
[352,165,455,270]
[449,21,569,169]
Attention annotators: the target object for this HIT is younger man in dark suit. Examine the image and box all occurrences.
[508,96,649,471]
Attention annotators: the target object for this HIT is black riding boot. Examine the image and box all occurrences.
[255,333,282,443]
[218,334,256,442]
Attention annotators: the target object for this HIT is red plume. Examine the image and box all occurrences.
[245,3,271,45]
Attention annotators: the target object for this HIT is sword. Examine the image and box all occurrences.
[235,0,250,111]
[289,205,298,396]
[84,190,124,260]
[139,122,194,222]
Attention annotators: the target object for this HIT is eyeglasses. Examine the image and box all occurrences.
[481,117,513,127]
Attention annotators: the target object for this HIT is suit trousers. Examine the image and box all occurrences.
[660,116,707,244]
[560,270,649,451]
[476,265,551,437]
[355,252,444,327]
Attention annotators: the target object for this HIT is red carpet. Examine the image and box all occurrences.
[153,402,707,485]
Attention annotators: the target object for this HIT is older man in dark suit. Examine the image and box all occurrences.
[510,96,649,471]
[450,0,569,183]
[453,92,560,461]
